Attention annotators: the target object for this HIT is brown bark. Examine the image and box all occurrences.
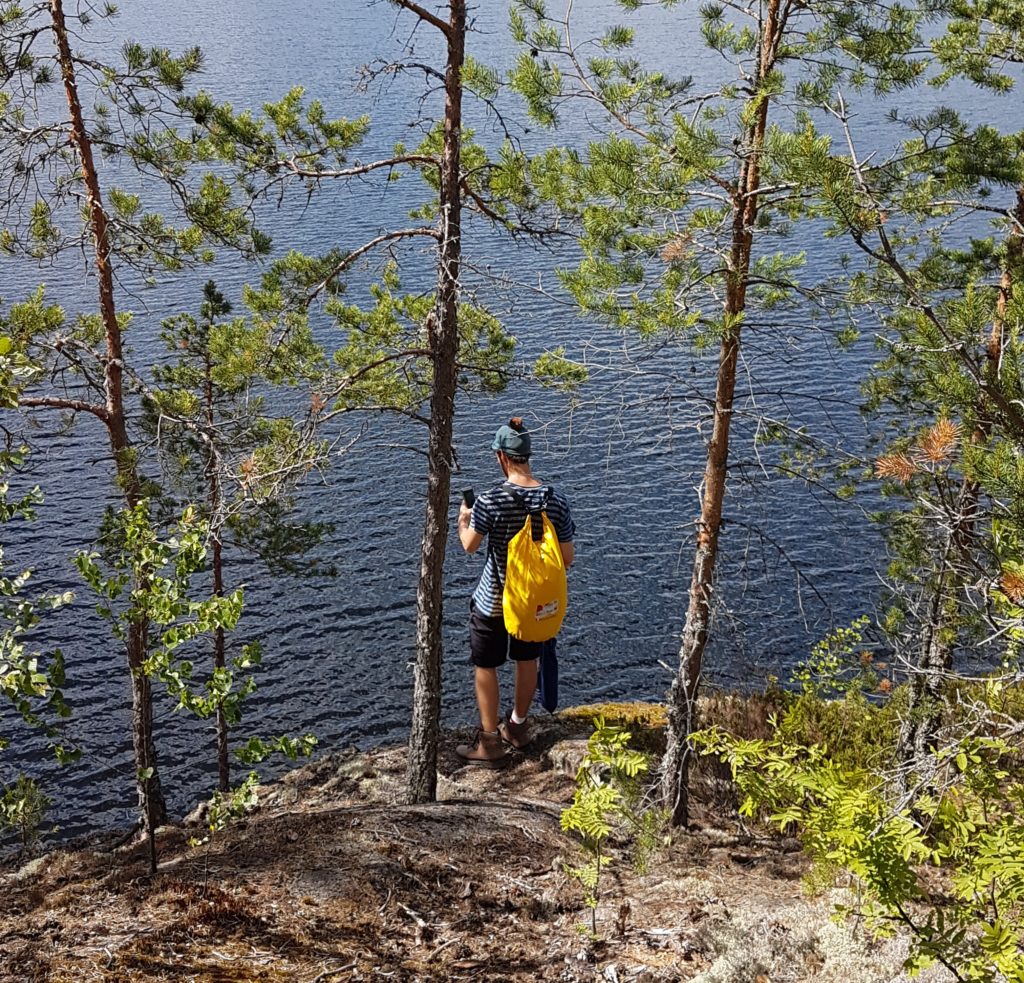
[660,0,785,827]
[50,0,166,850]
[212,535,229,792]
[204,349,230,793]
[406,0,464,804]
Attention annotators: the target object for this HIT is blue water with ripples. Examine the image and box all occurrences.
[1,0,1020,840]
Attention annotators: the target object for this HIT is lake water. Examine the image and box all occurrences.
[1,0,1020,841]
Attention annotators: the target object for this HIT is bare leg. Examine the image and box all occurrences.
[513,658,538,720]
[475,667,500,732]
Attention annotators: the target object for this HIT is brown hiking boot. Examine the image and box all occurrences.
[498,715,532,750]
[455,729,508,768]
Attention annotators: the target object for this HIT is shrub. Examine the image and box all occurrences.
[696,727,1024,981]
[0,773,51,847]
[561,717,665,935]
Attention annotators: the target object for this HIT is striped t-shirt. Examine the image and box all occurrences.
[470,481,575,617]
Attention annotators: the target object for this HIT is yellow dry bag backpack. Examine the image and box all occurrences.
[502,488,568,643]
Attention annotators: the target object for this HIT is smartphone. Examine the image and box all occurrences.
[462,487,475,508]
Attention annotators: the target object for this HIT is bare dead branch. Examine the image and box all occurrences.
[275,153,440,181]
[18,394,108,420]
[388,0,451,39]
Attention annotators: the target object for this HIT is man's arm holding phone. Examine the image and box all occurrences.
[458,489,484,554]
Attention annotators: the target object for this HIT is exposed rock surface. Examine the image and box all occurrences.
[0,710,951,982]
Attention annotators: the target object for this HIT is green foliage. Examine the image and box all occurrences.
[461,56,500,100]
[507,0,930,356]
[958,676,1024,726]
[0,4,265,270]
[148,278,327,783]
[509,52,563,128]
[0,773,51,847]
[74,501,248,719]
[792,616,878,700]
[751,621,902,782]
[759,0,1024,686]
[181,67,548,429]
[698,620,1024,981]
[187,770,261,884]
[1,0,334,834]
[774,689,903,779]
[930,0,1024,90]
[181,84,370,187]
[75,500,319,784]
[324,262,513,412]
[561,717,663,935]
[0,290,67,409]
[0,463,78,766]
[533,347,589,390]
[148,280,329,566]
[206,770,260,834]
[226,502,336,578]
[698,725,1024,982]
[236,733,318,765]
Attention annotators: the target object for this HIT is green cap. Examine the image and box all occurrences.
[491,417,532,457]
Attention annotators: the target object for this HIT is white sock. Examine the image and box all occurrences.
[511,709,527,725]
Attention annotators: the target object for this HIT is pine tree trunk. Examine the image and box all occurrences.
[896,544,954,792]
[661,329,741,826]
[51,0,167,846]
[406,0,465,804]
[660,0,783,827]
[204,350,230,793]
[212,538,229,793]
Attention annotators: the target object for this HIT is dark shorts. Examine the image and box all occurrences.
[469,602,553,669]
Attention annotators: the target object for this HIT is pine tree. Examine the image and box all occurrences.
[177,0,564,802]
[146,280,326,791]
[509,0,930,824]
[784,4,1024,779]
[0,1,265,843]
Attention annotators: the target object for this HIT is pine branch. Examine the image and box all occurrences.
[309,227,440,301]
[18,395,108,420]
[831,94,1024,440]
[320,348,432,409]
[360,60,446,87]
[459,178,565,240]
[275,153,440,180]
[388,0,451,39]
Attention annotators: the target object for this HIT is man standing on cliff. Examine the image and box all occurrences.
[455,417,575,766]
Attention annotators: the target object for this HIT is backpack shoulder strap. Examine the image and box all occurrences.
[505,485,525,505]
[503,482,552,511]
[504,483,549,541]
